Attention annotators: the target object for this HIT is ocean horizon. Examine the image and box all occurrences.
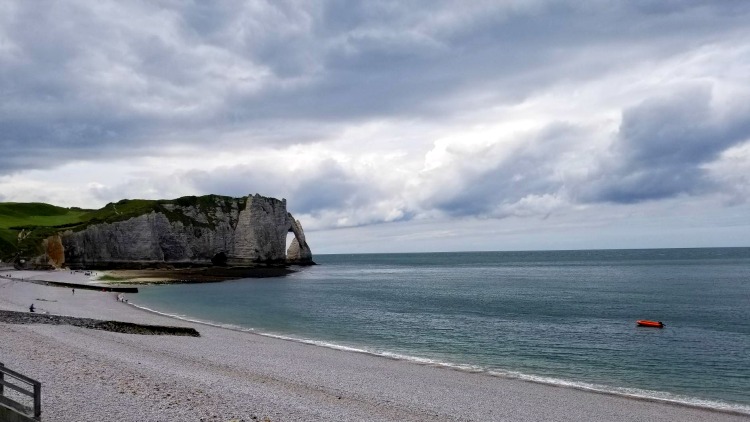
[127,247,750,414]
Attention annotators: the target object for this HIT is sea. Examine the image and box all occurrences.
[127,247,750,414]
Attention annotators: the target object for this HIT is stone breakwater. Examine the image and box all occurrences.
[45,194,313,269]
[0,310,200,336]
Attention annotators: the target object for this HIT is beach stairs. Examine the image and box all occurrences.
[0,363,41,421]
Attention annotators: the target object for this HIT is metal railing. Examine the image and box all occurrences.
[0,362,41,419]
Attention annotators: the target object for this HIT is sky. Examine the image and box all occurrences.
[1,1,750,253]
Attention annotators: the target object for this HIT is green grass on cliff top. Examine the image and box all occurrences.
[0,194,246,261]
[0,202,95,260]
[0,203,91,229]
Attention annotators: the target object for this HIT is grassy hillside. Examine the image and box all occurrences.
[0,195,243,262]
[0,202,94,261]
[0,203,91,228]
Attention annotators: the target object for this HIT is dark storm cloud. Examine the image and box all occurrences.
[3,0,750,178]
[585,86,750,203]
[234,1,743,121]
[0,114,158,172]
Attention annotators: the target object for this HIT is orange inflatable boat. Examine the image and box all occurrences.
[636,320,664,328]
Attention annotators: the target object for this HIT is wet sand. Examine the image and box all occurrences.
[0,273,748,421]
[0,266,293,284]
[105,266,295,283]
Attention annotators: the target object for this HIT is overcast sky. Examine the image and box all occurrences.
[2,1,750,253]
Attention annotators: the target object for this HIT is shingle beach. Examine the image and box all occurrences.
[1,270,747,422]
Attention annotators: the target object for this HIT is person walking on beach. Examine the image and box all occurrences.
[72,288,75,295]
[29,304,35,312]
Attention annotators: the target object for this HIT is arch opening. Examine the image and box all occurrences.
[285,231,295,259]
[211,252,228,266]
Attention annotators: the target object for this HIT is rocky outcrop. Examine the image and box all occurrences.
[43,235,65,268]
[56,194,313,269]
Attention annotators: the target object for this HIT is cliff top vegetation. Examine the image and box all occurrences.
[0,194,251,262]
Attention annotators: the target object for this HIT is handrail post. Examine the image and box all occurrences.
[0,362,42,419]
[33,381,41,418]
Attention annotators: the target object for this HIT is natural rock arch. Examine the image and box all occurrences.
[285,214,313,264]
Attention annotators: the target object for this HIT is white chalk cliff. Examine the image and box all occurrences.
[59,194,313,268]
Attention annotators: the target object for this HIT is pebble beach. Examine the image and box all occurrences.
[1,269,748,422]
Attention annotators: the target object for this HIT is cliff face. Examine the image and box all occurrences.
[58,194,313,269]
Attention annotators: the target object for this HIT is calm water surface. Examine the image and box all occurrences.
[129,248,750,412]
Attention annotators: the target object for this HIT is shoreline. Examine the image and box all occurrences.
[1,274,749,421]
[0,266,295,286]
[126,298,750,418]
[104,266,296,284]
